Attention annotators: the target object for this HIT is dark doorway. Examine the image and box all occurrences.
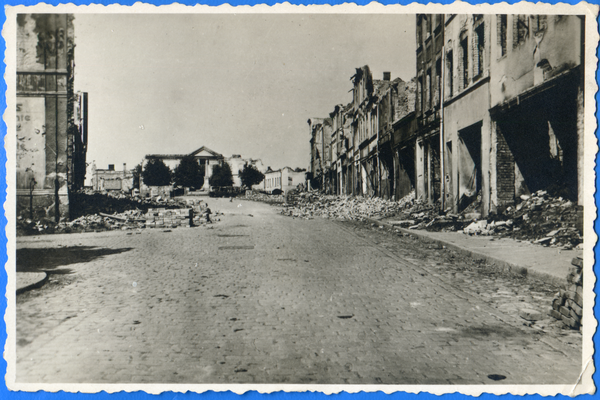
[458,122,482,211]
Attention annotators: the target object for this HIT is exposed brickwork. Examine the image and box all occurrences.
[495,125,515,205]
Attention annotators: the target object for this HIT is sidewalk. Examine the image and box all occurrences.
[366,217,583,288]
[16,272,48,295]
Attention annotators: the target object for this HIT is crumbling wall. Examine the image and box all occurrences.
[490,15,581,107]
[16,14,75,220]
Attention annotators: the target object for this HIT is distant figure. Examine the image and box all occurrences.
[230,196,233,202]
[205,205,212,223]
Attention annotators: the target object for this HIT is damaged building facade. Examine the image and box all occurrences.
[310,66,417,200]
[309,13,584,219]
[16,14,87,221]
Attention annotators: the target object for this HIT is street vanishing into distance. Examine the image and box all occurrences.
[16,198,581,384]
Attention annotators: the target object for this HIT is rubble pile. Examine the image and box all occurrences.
[69,190,176,220]
[17,195,213,236]
[549,257,583,330]
[280,188,581,248]
[145,208,193,228]
[245,191,285,204]
[281,192,409,220]
[450,191,582,248]
[63,209,147,232]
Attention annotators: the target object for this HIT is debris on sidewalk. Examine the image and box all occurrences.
[279,188,581,248]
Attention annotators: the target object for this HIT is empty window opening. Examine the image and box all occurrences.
[498,14,507,57]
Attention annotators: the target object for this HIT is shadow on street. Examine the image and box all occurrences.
[17,246,133,274]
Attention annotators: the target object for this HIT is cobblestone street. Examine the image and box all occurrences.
[15,198,582,385]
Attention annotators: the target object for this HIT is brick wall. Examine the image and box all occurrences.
[495,125,515,205]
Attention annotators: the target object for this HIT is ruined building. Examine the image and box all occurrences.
[309,14,584,220]
[416,14,584,215]
[16,14,87,221]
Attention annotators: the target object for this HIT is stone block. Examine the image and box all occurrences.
[549,309,562,320]
[519,308,542,321]
[574,292,583,308]
[571,257,583,268]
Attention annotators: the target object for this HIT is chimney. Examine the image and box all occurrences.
[123,163,127,172]
[383,72,391,81]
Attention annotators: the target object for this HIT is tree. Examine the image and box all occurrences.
[142,159,172,186]
[239,163,265,189]
[173,155,203,189]
[132,163,143,189]
[209,162,233,187]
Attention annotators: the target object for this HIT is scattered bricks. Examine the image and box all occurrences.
[552,297,564,309]
[559,306,571,317]
[571,257,583,269]
[519,308,542,321]
[574,292,583,308]
[570,308,581,320]
[571,302,583,317]
[567,273,583,285]
[549,309,563,320]
[561,314,580,329]
[576,285,583,296]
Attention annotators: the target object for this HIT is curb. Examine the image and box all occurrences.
[364,217,567,288]
[16,272,49,295]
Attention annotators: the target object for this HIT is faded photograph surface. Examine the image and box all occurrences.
[6,3,597,395]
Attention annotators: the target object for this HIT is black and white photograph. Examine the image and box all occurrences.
[5,2,597,395]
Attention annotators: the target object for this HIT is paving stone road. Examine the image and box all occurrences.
[15,198,582,385]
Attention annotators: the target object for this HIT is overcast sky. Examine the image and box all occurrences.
[73,13,416,173]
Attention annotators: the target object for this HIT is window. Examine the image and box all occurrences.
[423,15,430,39]
[514,15,529,48]
[434,14,442,35]
[531,15,547,35]
[435,58,441,107]
[426,68,432,110]
[474,22,485,79]
[418,76,423,114]
[417,16,423,46]
[460,37,469,88]
[497,15,507,57]
[446,50,454,97]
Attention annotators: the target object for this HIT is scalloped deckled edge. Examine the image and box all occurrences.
[3,1,598,396]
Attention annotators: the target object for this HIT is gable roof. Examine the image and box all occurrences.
[188,146,223,158]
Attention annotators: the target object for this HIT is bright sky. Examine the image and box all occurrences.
[73,13,416,174]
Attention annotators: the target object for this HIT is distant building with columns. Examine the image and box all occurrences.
[142,146,224,192]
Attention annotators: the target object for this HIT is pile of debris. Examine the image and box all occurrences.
[449,191,582,248]
[280,188,582,248]
[245,191,285,204]
[17,196,215,236]
[62,210,147,232]
[281,192,410,220]
[68,190,175,220]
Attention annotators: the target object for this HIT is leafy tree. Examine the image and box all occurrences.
[239,163,265,189]
[209,162,233,187]
[142,159,172,186]
[173,155,203,188]
[132,163,143,189]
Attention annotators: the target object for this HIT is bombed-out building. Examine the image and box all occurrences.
[416,13,584,216]
[16,14,87,221]
[90,162,134,192]
[310,14,584,222]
